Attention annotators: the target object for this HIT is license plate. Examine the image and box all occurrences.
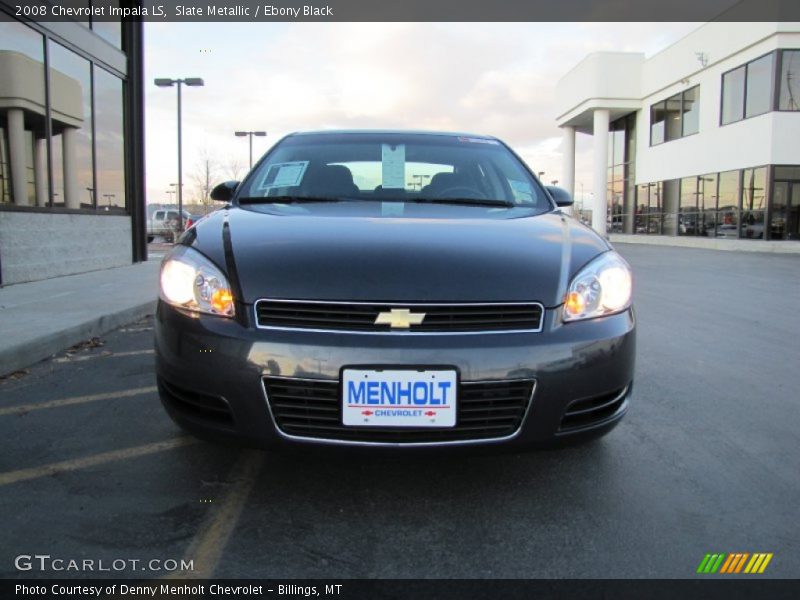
[342,368,457,428]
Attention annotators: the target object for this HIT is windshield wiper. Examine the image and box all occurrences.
[408,197,515,208]
[238,195,352,205]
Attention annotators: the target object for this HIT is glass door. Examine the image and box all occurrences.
[788,183,800,240]
[771,181,800,240]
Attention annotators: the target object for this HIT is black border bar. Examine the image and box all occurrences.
[3,579,800,600]
[1,0,800,22]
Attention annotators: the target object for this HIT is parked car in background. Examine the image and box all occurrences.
[715,224,739,239]
[147,209,192,243]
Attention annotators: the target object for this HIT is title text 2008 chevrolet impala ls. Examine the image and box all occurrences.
[155,131,635,448]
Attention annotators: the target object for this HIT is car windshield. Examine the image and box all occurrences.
[235,132,552,211]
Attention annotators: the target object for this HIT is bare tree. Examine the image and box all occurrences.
[189,151,220,214]
[223,158,247,183]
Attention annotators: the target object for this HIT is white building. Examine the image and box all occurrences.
[556,21,800,241]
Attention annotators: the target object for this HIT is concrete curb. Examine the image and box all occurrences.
[609,234,800,254]
[0,300,156,377]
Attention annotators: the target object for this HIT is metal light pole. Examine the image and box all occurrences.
[155,77,204,233]
[234,131,267,169]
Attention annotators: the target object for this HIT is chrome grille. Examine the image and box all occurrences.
[254,300,544,333]
[264,376,535,444]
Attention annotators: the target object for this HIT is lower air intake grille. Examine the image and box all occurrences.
[559,386,628,432]
[158,378,234,425]
[264,376,535,444]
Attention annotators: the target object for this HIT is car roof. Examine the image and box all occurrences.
[288,129,499,141]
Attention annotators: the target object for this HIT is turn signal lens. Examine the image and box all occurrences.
[564,291,586,315]
[211,289,234,314]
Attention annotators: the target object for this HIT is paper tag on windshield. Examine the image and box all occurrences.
[381,144,405,189]
[257,161,308,190]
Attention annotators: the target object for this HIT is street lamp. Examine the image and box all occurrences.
[551,180,559,186]
[234,131,267,169]
[537,171,545,179]
[154,77,204,233]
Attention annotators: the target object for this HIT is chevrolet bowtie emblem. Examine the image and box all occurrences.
[374,308,426,329]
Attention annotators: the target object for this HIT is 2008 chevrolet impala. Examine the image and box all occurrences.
[155,130,635,448]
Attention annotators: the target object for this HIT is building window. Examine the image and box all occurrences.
[650,85,700,145]
[94,66,126,211]
[721,66,746,124]
[636,182,663,235]
[741,167,767,239]
[717,170,741,239]
[679,176,699,236]
[49,41,94,209]
[1,17,130,214]
[745,53,774,118]
[650,102,665,145]
[608,113,636,234]
[0,122,9,204]
[91,2,122,48]
[721,52,778,124]
[770,166,800,240]
[778,50,800,111]
[698,174,718,237]
[682,86,700,136]
[0,20,47,206]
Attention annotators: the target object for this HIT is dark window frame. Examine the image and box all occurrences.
[649,84,700,146]
[719,50,785,126]
[0,11,129,216]
[775,49,800,112]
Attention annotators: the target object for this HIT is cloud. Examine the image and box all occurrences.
[145,22,700,203]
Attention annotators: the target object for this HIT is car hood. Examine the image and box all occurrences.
[186,206,610,307]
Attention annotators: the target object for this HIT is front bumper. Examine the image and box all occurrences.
[154,302,635,449]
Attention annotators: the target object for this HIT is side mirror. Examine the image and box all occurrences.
[546,185,574,207]
[210,180,239,202]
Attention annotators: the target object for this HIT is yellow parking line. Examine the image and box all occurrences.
[53,349,155,363]
[0,386,157,417]
[164,451,265,579]
[0,437,197,487]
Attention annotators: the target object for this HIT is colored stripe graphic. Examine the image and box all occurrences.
[698,553,727,573]
[759,554,773,573]
[700,552,773,575]
[719,554,735,573]
[722,553,748,573]
[721,553,740,573]
[696,554,713,573]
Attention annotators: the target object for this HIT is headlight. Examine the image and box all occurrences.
[159,246,235,317]
[562,251,632,322]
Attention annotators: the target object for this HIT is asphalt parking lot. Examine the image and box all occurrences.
[1,243,798,579]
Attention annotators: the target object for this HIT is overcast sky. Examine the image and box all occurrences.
[144,22,701,207]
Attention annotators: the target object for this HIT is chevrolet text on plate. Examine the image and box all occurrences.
[155,130,636,449]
